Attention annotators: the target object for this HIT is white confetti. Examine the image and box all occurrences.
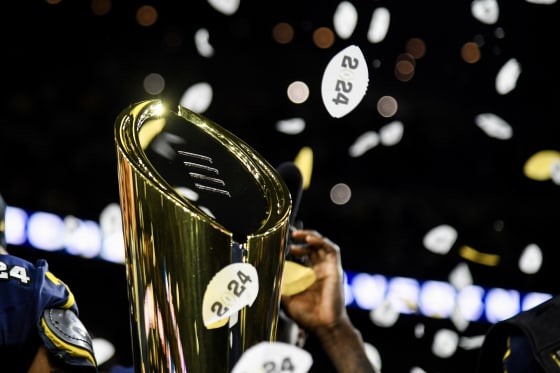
[422,224,458,255]
[414,323,425,338]
[379,120,404,146]
[174,187,199,202]
[333,1,358,39]
[458,335,486,350]
[275,117,306,135]
[194,28,215,58]
[231,342,313,373]
[92,338,116,366]
[202,263,259,328]
[179,82,213,113]
[367,7,391,43]
[518,243,543,274]
[495,58,521,95]
[450,304,470,332]
[321,45,369,118]
[370,298,400,327]
[448,262,473,290]
[432,329,459,358]
[475,113,513,140]
[550,160,560,185]
[349,131,380,157]
[207,0,239,15]
[364,343,383,372]
[471,0,499,24]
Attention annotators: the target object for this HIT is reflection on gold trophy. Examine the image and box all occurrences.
[114,100,292,372]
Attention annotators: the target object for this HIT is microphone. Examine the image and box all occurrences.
[276,162,303,227]
[276,162,305,260]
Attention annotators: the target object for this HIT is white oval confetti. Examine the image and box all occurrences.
[333,1,358,39]
[379,120,404,146]
[179,82,213,113]
[202,263,259,328]
[471,0,500,24]
[207,0,239,15]
[475,113,513,140]
[414,323,425,338]
[496,58,521,95]
[174,186,200,202]
[432,329,459,358]
[370,298,399,327]
[92,338,116,366]
[422,224,458,255]
[349,131,379,157]
[231,342,313,373]
[518,243,543,274]
[275,117,306,135]
[321,45,369,118]
[448,262,473,290]
[367,7,391,43]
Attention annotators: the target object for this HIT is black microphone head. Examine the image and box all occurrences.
[276,162,303,226]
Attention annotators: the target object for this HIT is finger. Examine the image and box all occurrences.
[291,229,320,242]
[288,244,311,256]
[289,229,322,252]
[300,233,340,255]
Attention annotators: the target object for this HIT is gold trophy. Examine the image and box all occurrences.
[114,100,292,372]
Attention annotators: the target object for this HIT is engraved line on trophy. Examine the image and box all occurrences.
[182,161,219,174]
[194,183,232,197]
[188,173,226,186]
[179,151,232,197]
[177,150,213,163]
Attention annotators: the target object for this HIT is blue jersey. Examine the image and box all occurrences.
[0,254,97,372]
[0,253,77,346]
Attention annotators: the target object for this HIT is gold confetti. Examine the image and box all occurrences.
[281,260,317,296]
[523,150,560,181]
[294,147,313,190]
[459,245,500,266]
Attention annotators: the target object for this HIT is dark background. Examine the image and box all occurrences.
[2,0,560,371]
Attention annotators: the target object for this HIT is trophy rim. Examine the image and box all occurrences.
[114,99,292,241]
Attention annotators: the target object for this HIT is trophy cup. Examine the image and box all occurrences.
[114,100,292,372]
